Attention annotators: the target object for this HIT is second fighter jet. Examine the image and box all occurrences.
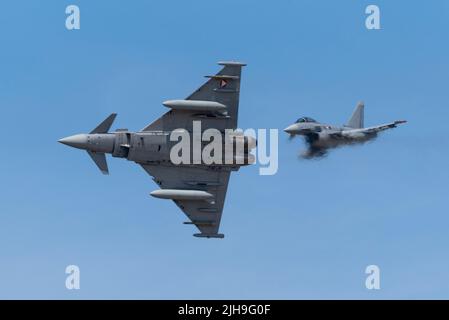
[284,102,406,158]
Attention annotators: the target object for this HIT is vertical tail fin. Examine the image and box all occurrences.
[346,101,364,128]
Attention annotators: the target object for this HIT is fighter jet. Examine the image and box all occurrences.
[59,61,253,239]
[284,102,406,158]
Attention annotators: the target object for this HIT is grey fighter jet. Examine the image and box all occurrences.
[284,102,406,158]
[59,61,253,239]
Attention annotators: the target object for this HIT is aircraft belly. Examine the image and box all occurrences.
[127,133,169,163]
[315,132,376,148]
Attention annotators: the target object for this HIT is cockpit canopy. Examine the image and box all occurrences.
[295,117,317,124]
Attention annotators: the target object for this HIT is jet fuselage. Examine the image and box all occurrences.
[284,122,376,148]
[59,130,255,167]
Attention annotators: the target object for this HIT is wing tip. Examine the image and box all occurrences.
[194,233,225,239]
[217,61,247,67]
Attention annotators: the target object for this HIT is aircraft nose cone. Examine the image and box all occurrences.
[58,134,88,150]
[284,124,297,134]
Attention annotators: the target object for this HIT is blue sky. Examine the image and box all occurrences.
[0,0,448,299]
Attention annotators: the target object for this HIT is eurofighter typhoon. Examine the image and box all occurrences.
[284,102,406,158]
[59,62,254,239]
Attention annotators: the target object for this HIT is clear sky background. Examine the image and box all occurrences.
[0,0,448,299]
